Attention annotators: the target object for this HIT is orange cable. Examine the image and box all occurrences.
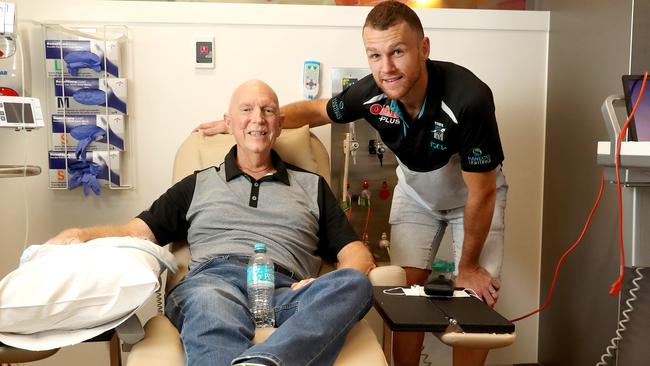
[363,206,371,241]
[610,71,648,296]
[510,173,605,322]
[511,71,648,322]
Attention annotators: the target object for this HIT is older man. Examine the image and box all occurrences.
[48,80,376,366]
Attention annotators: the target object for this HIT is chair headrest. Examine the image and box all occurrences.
[173,125,326,184]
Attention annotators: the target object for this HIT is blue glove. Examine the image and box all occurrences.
[73,88,106,106]
[70,125,106,161]
[72,87,127,114]
[64,51,102,76]
[68,161,102,196]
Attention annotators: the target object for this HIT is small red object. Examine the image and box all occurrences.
[379,180,390,200]
[0,87,18,96]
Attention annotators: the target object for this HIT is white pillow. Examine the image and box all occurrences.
[0,237,175,350]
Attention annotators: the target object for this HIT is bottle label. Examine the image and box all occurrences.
[247,265,274,285]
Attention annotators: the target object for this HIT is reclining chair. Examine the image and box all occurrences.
[126,126,407,366]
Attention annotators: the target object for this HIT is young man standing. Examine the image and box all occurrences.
[198,3,507,365]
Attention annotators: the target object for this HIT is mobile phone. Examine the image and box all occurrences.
[424,275,455,297]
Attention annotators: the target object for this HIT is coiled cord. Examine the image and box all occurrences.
[155,288,164,314]
[596,267,645,366]
[420,345,433,366]
[155,277,165,314]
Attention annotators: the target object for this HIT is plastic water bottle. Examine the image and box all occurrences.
[247,243,275,328]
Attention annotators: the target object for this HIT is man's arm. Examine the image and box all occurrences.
[45,218,156,244]
[456,168,500,306]
[291,241,375,291]
[337,241,376,275]
[196,99,332,135]
[280,99,331,129]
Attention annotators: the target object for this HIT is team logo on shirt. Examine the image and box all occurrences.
[432,121,445,141]
[429,122,447,150]
[369,103,400,125]
[468,148,492,165]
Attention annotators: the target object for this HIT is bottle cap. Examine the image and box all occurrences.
[431,259,454,273]
[254,243,267,252]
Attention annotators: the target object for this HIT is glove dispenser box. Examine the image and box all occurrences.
[51,114,125,152]
[43,24,132,194]
[48,150,124,190]
[45,39,122,78]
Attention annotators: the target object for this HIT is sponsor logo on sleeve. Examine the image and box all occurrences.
[467,148,492,165]
[331,97,344,120]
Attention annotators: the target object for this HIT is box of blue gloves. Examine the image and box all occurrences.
[45,39,122,78]
[51,114,125,152]
[48,151,124,195]
[53,78,127,115]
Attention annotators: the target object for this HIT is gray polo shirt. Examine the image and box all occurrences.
[137,146,359,280]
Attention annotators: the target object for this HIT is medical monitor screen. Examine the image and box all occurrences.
[4,102,35,125]
[622,75,650,141]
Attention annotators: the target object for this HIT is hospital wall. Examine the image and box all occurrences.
[1,1,549,364]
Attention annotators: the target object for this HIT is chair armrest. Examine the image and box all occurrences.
[115,314,145,352]
[0,346,58,363]
[334,320,388,366]
[368,265,406,287]
[166,242,190,290]
[126,316,184,366]
[252,321,388,366]
[365,264,406,358]
[436,330,516,349]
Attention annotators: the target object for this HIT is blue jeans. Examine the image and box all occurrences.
[165,256,373,366]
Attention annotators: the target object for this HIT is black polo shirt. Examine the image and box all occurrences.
[326,59,504,174]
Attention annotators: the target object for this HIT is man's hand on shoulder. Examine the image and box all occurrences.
[45,228,86,245]
[194,120,230,136]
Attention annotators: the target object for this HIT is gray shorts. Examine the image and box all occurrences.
[388,185,507,278]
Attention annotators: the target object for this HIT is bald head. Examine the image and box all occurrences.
[229,80,279,114]
[224,79,284,158]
